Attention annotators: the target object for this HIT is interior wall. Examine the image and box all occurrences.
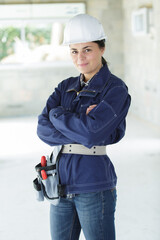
[123,0,160,126]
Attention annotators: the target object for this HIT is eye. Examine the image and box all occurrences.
[71,50,78,55]
[85,48,91,53]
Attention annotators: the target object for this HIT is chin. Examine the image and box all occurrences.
[76,67,86,74]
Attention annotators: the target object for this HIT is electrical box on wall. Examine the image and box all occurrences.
[132,8,149,35]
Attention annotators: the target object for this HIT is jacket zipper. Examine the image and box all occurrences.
[67,89,96,95]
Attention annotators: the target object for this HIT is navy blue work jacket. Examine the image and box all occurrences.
[37,64,131,194]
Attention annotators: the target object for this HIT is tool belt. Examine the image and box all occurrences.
[33,144,107,205]
[33,145,65,206]
[62,144,107,155]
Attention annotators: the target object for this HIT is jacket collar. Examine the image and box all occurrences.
[86,64,111,92]
[66,64,111,94]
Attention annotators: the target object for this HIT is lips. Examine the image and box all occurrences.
[78,63,88,67]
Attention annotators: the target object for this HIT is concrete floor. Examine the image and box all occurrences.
[0,113,160,240]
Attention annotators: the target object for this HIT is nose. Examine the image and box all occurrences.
[78,52,85,61]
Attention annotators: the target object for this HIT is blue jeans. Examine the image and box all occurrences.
[50,189,117,240]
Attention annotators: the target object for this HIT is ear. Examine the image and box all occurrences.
[100,47,105,56]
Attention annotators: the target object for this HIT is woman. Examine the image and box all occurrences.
[37,14,131,240]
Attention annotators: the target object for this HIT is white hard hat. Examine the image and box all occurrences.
[63,14,107,45]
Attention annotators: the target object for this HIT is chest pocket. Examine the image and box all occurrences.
[61,88,102,113]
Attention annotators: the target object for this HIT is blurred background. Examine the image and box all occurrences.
[0,0,160,240]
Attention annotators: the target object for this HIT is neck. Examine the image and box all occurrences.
[84,63,103,82]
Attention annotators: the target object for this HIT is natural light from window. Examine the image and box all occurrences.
[0,3,85,65]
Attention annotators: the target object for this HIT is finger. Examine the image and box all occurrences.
[89,104,97,108]
[86,108,91,115]
[86,105,97,115]
[88,105,97,110]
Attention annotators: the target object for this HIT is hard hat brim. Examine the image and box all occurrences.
[63,36,107,46]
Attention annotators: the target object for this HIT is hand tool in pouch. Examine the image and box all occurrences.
[41,156,48,179]
[41,156,47,167]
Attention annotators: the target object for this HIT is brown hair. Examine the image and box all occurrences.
[93,39,107,65]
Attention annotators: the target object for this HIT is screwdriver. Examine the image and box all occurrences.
[41,170,48,180]
[41,156,47,167]
[41,156,47,179]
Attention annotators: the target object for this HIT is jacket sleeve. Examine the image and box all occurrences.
[49,85,131,148]
[37,83,73,146]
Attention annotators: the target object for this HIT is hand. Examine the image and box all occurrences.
[86,105,97,115]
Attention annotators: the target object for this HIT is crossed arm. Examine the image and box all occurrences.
[37,83,131,148]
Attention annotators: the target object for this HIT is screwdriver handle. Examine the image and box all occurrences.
[41,170,48,180]
[41,156,47,167]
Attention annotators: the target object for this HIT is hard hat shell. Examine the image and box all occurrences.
[63,14,107,45]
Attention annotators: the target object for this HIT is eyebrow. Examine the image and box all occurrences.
[70,46,93,50]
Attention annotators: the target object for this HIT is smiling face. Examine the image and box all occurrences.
[70,42,105,82]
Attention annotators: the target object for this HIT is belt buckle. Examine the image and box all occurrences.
[66,193,76,199]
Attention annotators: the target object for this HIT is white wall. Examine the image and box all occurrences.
[123,0,160,126]
[0,63,78,117]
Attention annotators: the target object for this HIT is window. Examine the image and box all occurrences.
[0,23,54,63]
[0,3,85,64]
